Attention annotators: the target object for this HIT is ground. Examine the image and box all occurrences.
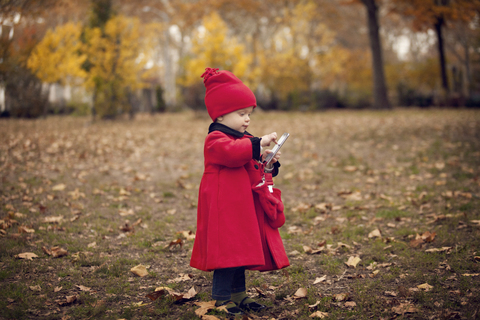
[0,109,479,320]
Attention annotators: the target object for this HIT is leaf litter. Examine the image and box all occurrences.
[1,111,479,319]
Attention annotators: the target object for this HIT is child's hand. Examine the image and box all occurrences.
[263,150,281,168]
[261,132,278,147]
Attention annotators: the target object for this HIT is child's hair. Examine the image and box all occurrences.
[201,68,256,121]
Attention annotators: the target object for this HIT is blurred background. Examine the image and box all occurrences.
[1,0,479,119]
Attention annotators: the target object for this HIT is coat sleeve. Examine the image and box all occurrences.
[206,131,258,168]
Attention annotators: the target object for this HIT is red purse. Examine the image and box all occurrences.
[252,172,285,229]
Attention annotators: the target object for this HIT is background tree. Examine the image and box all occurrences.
[27,22,86,87]
[390,0,480,100]
[349,0,391,109]
[83,15,153,119]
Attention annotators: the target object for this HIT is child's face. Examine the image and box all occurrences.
[217,106,254,133]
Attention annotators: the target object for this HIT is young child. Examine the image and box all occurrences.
[190,68,290,316]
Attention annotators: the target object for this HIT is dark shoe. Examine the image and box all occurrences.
[216,300,244,316]
[238,297,266,312]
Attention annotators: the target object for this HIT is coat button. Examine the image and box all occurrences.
[254,165,259,169]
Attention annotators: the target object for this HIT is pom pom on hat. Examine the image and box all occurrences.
[201,67,256,121]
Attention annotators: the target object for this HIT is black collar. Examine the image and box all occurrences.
[208,123,252,138]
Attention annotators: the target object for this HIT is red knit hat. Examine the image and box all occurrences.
[201,68,256,121]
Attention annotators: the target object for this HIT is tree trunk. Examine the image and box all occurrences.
[434,16,449,97]
[361,0,391,109]
[463,39,472,98]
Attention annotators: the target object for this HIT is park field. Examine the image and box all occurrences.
[1,108,479,319]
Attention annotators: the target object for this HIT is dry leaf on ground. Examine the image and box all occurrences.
[168,273,193,283]
[310,311,329,318]
[194,301,216,317]
[392,302,419,314]
[18,226,35,233]
[130,264,149,277]
[303,245,324,255]
[202,315,221,320]
[294,287,308,299]
[417,283,433,291]
[334,293,349,301]
[345,301,356,308]
[368,229,382,239]
[76,285,91,292]
[30,285,41,291]
[43,216,63,223]
[16,252,38,260]
[52,183,66,191]
[147,286,197,302]
[42,246,68,258]
[345,256,361,268]
[313,275,327,284]
[425,247,451,253]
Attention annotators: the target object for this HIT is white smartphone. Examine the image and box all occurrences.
[264,132,289,166]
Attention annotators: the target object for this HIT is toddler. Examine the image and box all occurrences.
[190,68,289,316]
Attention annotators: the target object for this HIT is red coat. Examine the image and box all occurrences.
[190,125,289,272]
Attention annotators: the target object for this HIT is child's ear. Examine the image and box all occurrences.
[216,116,223,122]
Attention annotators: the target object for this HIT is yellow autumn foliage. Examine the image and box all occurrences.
[83,15,154,118]
[181,11,255,88]
[27,22,87,84]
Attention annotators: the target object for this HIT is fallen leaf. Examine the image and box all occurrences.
[43,216,64,223]
[146,288,169,301]
[167,238,183,249]
[130,265,149,277]
[42,246,68,258]
[18,226,35,233]
[16,252,39,260]
[303,245,324,255]
[168,273,193,283]
[76,285,91,292]
[310,311,329,318]
[344,165,357,172]
[119,224,134,233]
[202,315,221,320]
[308,300,321,309]
[368,229,382,239]
[119,208,135,216]
[194,301,216,317]
[294,287,308,299]
[462,273,479,277]
[417,283,433,291]
[334,293,348,301]
[54,286,62,292]
[345,256,361,268]
[52,184,66,191]
[392,302,418,314]
[30,285,41,291]
[421,231,436,243]
[471,220,480,226]
[313,275,327,284]
[425,247,451,253]
[182,286,198,300]
[65,295,77,304]
[344,301,356,307]
[384,291,397,297]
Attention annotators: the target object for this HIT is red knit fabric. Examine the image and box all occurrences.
[201,68,257,121]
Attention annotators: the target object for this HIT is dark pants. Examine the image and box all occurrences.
[211,267,246,300]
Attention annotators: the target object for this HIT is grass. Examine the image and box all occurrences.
[1,109,479,319]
